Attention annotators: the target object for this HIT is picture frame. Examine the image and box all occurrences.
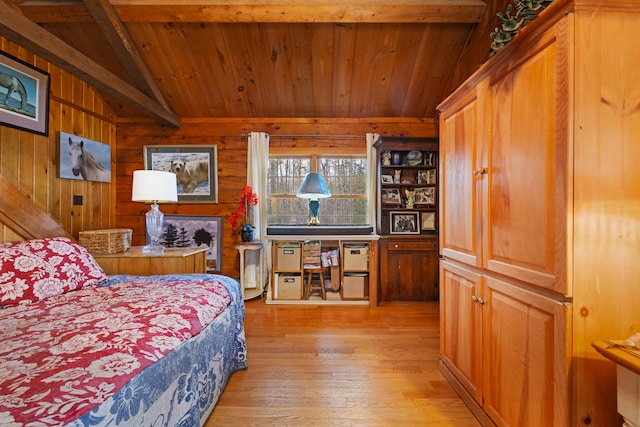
[390,211,420,234]
[421,211,436,231]
[381,188,401,204]
[0,51,50,136]
[417,170,428,184]
[155,215,222,272]
[427,168,437,185]
[415,187,436,205]
[381,174,393,184]
[58,132,111,183]
[144,145,218,203]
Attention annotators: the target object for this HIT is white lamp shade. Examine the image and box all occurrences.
[296,172,331,199]
[131,170,178,203]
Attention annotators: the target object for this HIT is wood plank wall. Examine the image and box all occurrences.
[0,38,116,242]
[116,118,438,276]
[0,38,439,278]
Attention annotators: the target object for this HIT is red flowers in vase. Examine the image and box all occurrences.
[230,185,258,233]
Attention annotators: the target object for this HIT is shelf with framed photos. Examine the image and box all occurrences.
[375,137,439,302]
[377,139,438,237]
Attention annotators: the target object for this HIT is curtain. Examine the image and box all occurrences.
[247,132,270,291]
[366,133,380,234]
[247,132,270,240]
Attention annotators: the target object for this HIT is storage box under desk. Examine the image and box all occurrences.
[274,274,302,300]
[343,244,369,270]
[342,273,369,300]
[276,244,301,270]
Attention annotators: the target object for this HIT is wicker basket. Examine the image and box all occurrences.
[79,228,132,255]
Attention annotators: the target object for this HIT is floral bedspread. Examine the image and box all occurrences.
[0,274,247,427]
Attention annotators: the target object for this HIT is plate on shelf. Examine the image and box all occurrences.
[407,151,423,165]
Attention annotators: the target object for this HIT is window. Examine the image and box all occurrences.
[267,155,368,225]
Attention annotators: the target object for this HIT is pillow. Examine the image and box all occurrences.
[0,237,108,306]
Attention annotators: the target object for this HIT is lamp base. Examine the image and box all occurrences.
[308,199,321,225]
[142,241,165,254]
[144,202,165,254]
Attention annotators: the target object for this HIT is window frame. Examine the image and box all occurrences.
[267,137,368,225]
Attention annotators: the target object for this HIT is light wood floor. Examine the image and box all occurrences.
[207,299,481,426]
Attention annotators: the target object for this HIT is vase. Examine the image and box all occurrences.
[391,152,402,165]
[240,228,254,242]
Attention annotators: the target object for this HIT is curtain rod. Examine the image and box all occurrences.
[239,133,364,139]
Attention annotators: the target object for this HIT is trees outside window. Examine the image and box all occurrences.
[267,155,368,225]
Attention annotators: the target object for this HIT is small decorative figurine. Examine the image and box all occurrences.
[405,188,416,209]
[381,150,391,165]
[394,170,402,183]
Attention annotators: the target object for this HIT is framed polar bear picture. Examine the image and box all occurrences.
[144,145,218,203]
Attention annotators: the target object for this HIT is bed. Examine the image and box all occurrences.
[0,236,248,427]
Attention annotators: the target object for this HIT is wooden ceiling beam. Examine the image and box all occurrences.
[18,0,487,24]
[81,0,171,110]
[0,1,181,127]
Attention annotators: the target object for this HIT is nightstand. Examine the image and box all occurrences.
[92,246,207,275]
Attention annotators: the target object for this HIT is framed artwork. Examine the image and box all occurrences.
[427,168,437,185]
[415,187,435,205]
[381,188,401,204]
[421,211,436,231]
[417,170,428,184]
[144,145,218,203]
[157,215,222,272]
[381,174,393,184]
[390,211,420,234]
[58,132,111,183]
[0,51,50,135]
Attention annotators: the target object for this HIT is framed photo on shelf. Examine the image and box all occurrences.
[421,211,436,231]
[390,211,420,234]
[144,145,218,203]
[415,187,435,205]
[154,215,222,272]
[427,168,437,184]
[381,188,401,204]
[381,174,393,184]
[417,170,428,184]
[0,51,50,136]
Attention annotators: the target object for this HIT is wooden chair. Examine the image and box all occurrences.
[305,267,327,300]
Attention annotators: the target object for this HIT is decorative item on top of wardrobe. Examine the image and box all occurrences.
[230,185,258,242]
[490,0,554,56]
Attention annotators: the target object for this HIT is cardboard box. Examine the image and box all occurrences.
[342,274,369,299]
[275,274,302,299]
[276,244,301,270]
[343,244,369,270]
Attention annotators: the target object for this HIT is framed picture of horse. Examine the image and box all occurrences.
[0,50,50,136]
[58,132,111,183]
[144,145,218,204]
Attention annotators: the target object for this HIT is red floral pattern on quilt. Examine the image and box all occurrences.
[0,237,107,306]
[0,276,231,426]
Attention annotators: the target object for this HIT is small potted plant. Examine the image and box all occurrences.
[230,185,258,242]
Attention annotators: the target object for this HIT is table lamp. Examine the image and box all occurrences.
[296,172,331,225]
[131,170,178,254]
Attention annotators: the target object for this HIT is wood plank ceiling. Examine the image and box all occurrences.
[1,0,488,124]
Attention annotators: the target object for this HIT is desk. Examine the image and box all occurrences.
[593,340,640,426]
[267,234,379,305]
[92,246,207,275]
[235,242,266,300]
